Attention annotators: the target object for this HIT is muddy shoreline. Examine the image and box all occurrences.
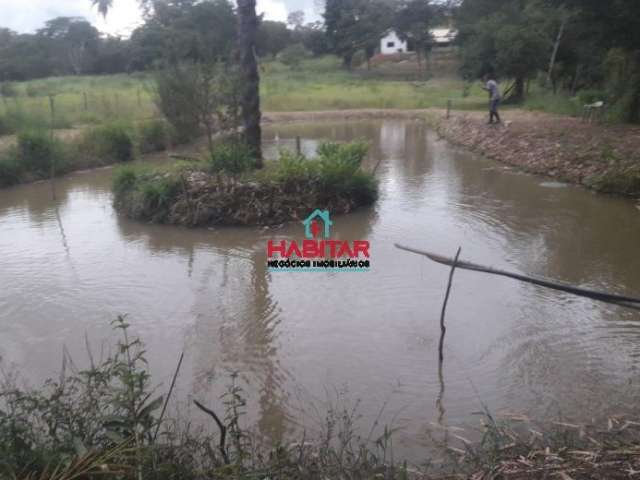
[2,108,639,199]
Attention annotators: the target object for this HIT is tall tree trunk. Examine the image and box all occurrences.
[546,15,566,90]
[342,53,353,70]
[237,0,262,166]
[514,76,525,102]
[570,63,582,95]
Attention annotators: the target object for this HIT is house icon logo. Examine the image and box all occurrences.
[303,209,333,239]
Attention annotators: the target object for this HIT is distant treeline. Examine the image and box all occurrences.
[0,0,328,81]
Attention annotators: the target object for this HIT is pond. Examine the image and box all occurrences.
[1,119,640,461]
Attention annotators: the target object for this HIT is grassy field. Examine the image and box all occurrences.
[0,56,497,135]
[0,73,157,134]
[261,56,490,111]
[0,55,591,138]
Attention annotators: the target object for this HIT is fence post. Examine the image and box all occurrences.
[48,95,55,140]
[295,136,301,155]
[48,95,57,200]
[446,99,452,119]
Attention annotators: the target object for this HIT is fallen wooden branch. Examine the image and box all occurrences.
[395,244,640,311]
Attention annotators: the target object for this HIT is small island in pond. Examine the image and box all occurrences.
[112,141,378,227]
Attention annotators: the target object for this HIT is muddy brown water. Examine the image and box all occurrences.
[1,119,640,461]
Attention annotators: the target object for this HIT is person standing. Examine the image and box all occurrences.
[482,74,502,124]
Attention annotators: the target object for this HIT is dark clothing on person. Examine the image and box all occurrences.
[489,98,501,123]
[485,79,502,124]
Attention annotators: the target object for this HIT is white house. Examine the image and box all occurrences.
[380,30,409,55]
[379,28,457,55]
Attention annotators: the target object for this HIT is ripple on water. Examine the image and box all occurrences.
[1,120,640,462]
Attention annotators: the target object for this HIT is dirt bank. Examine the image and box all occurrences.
[426,109,640,197]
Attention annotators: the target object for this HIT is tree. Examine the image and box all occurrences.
[37,17,101,75]
[95,36,131,74]
[359,0,394,69]
[92,0,113,17]
[155,62,241,152]
[256,21,291,58]
[324,0,358,68]
[237,0,263,165]
[458,1,550,101]
[294,21,329,56]
[287,10,305,30]
[395,0,437,74]
[324,0,392,69]
[153,0,236,63]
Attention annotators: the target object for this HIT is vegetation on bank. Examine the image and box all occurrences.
[3,318,640,479]
[112,141,378,226]
[0,317,404,480]
[0,119,170,188]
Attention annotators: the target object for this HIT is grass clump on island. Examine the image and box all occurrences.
[112,140,379,226]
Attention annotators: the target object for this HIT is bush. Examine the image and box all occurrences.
[270,141,378,205]
[17,131,68,176]
[25,84,40,97]
[316,141,377,203]
[139,175,181,212]
[112,166,182,222]
[138,120,168,153]
[271,149,314,185]
[154,66,202,143]
[279,44,310,70]
[0,114,14,135]
[81,122,134,163]
[0,153,22,187]
[584,164,640,196]
[0,82,19,97]
[0,131,68,186]
[0,106,71,135]
[112,165,139,196]
[209,142,256,178]
[577,89,607,106]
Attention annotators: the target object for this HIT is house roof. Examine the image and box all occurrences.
[380,27,457,43]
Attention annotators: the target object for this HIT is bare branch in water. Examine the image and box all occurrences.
[395,244,640,311]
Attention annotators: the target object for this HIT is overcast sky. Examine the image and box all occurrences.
[0,0,323,37]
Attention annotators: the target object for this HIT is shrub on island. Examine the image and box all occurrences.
[112,141,378,226]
